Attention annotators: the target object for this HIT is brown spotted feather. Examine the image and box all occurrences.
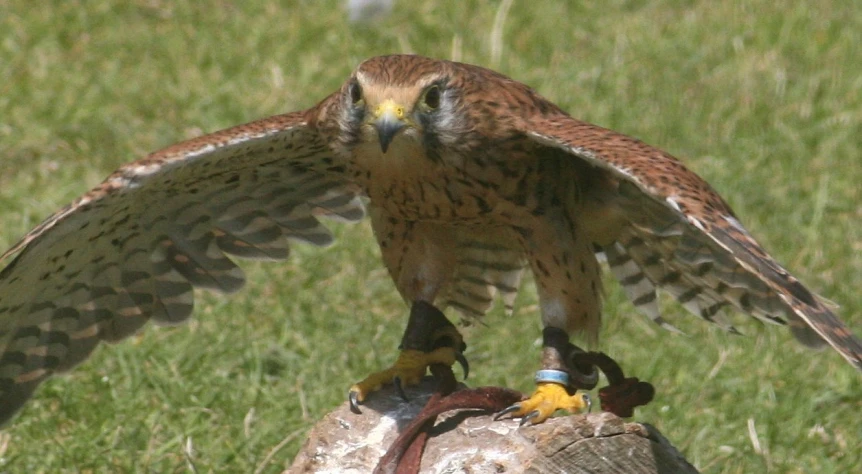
[0,110,365,424]
[526,114,862,370]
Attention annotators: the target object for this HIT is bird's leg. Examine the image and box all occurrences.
[495,327,596,425]
[348,301,467,413]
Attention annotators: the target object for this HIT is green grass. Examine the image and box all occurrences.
[0,0,860,472]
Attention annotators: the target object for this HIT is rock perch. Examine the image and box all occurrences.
[287,377,698,473]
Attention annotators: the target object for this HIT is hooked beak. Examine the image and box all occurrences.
[373,99,406,154]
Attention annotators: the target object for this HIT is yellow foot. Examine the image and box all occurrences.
[348,347,467,413]
[495,382,590,425]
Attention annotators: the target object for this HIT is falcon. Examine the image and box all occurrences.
[0,54,860,427]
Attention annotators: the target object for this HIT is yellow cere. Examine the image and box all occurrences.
[375,99,406,119]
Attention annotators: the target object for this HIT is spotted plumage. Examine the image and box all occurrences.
[0,54,860,425]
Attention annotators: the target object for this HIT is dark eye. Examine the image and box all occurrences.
[423,85,441,109]
[349,81,362,104]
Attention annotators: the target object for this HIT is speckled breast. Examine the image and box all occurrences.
[348,143,546,224]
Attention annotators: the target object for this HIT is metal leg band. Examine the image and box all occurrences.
[534,369,569,385]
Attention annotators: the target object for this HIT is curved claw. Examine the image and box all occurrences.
[519,410,540,427]
[393,376,409,402]
[583,393,592,413]
[455,352,470,380]
[493,403,522,421]
[348,390,362,414]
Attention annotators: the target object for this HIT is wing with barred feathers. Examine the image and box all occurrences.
[0,109,365,425]
[525,114,862,371]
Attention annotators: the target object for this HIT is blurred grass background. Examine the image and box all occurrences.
[0,0,860,472]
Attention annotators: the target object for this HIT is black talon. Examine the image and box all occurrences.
[493,403,522,421]
[349,391,362,414]
[393,376,409,402]
[519,410,540,426]
[455,352,469,380]
[583,393,592,413]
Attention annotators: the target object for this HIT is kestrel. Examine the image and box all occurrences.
[0,54,860,426]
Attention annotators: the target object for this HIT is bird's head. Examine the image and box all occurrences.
[335,55,468,160]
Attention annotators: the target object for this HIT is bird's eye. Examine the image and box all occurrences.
[422,85,441,110]
[349,81,362,105]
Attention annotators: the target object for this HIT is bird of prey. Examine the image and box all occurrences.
[0,54,860,426]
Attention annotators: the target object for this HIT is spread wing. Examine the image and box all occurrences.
[525,114,862,371]
[0,109,364,424]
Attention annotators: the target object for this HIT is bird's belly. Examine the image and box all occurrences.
[364,175,506,223]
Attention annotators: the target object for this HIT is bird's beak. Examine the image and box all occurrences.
[373,99,407,154]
